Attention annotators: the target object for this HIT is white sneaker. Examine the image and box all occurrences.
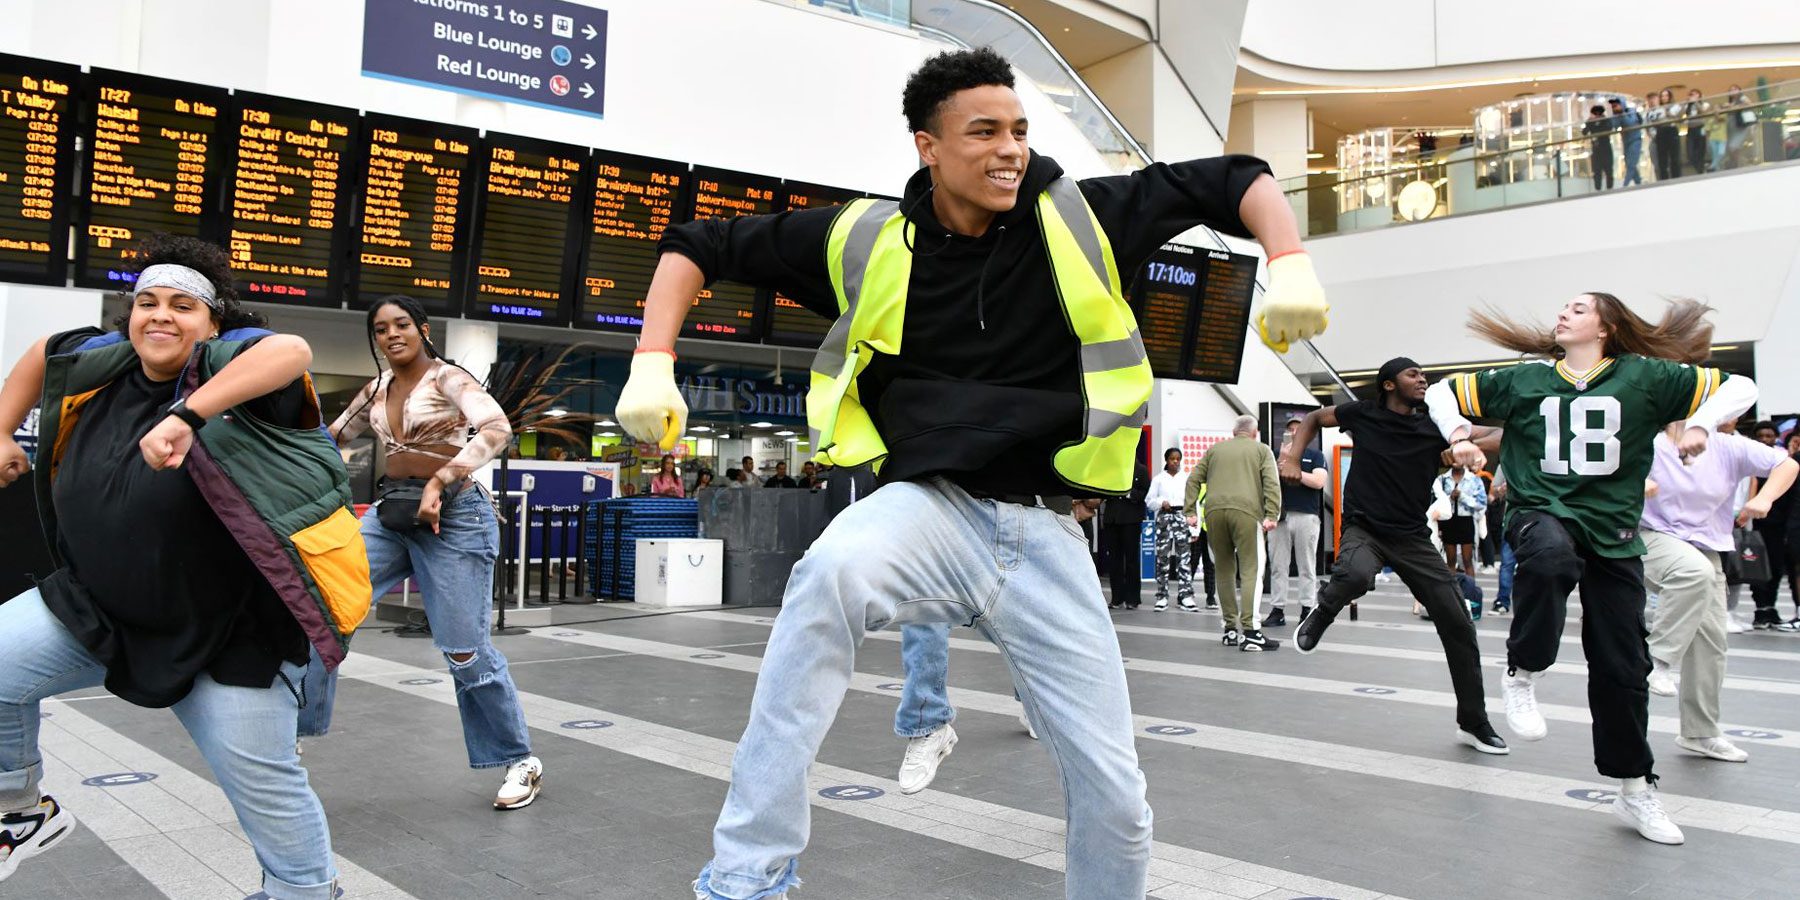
[1501,668,1547,741]
[898,724,957,794]
[1677,735,1749,762]
[1376,572,1395,584]
[1020,712,1037,740]
[1726,616,1750,634]
[1153,597,1169,611]
[1646,660,1676,697]
[0,796,77,883]
[494,756,543,810]
[1613,785,1685,844]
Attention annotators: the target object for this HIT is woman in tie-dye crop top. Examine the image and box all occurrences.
[301,294,546,812]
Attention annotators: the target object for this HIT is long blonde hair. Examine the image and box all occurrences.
[1468,293,1714,364]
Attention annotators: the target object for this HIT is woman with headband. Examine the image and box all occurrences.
[296,294,543,811]
[0,234,362,898]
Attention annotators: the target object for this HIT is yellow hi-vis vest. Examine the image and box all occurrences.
[805,176,1153,494]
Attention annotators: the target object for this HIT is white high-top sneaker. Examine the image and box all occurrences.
[1613,781,1685,844]
[1500,667,1547,740]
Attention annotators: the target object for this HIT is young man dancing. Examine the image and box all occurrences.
[1284,358,1509,755]
[614,48,1327,900]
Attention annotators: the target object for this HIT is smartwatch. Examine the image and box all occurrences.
[164,398,207,432]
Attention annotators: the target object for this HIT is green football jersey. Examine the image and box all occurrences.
[1448,354,1725,557]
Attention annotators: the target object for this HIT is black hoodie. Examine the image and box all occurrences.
[659,151,1271,497]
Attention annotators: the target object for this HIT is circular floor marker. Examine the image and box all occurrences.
[818,785,885,801]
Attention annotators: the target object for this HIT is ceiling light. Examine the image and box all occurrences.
[599,431,617,437]
[690,425,712,433]
[750,421,774,428]
[598,419,616,427]
[545,408,568,417]
[775,430,796,437]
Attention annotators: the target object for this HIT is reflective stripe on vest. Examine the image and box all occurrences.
[808,178,1152,493]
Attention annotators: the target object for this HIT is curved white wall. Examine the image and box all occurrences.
[1242,0,1800,72]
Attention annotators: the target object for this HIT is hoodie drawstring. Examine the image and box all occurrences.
[976,225,1005,331]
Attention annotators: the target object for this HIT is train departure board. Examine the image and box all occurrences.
[1185,249,1259,384]
[686,166,779,342]
[0,54,78,286]
[467,133,584,325]
[348,113,478,313]
[575,150,688,333]
[225,92,359,307]
[75,69,228,289]
[764,180,861,348]
[1131,244,1202,379]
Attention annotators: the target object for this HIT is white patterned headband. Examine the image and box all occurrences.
[133,264,219,310]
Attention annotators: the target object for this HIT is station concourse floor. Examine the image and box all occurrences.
[14,573,1800,899]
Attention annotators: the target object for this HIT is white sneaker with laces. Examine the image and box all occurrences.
[1501,668,1547,741]
[1613,785,1685,844]
[898,724,957,794]
[1676,735,1748,762]
[1646,659,1676,697]
[1726,615,1750,634]
[494,756,543,810]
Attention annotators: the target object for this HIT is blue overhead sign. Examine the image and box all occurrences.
[362,0,608,119]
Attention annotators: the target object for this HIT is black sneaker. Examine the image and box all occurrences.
[1239,629,1279,652]
[1262,607,1287,628]
[1177,598,1199,612]
[1295,607,1335,654]
[1221,628,1240,647]
[1456,722,1511,755]
[1,795,77,883]
[1492,600,1511,614]
[1205,597,1218,609]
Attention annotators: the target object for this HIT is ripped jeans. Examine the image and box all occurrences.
[298,485,532,769]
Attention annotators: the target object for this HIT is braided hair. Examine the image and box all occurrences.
[364,294,456,372]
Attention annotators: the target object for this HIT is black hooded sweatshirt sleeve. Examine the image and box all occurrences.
[659,152,1273,497]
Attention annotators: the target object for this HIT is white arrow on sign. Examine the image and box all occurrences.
[580,82,595,99]
[581,53,596,69]
[582,23,597,40]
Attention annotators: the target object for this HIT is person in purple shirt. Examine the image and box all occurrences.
[1640,423,1797,763]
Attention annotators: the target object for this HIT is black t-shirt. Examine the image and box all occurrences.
[1334,399,1448,539]
[660,151,1272,497]
[40,338,310,708]
[1282,447,1327,516]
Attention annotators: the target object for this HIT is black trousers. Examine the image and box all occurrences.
[1591,149,1614,189]
[1751,522,1796,618]
[1316,522,1489,730]
[1189,533,1216,599]
[1653,129,1681,180]
[1102,520,1142,607]
[1506,511,1654,779]
[1685,130,1709,175]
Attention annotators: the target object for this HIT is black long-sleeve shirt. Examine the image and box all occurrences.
[661,152,1272,497]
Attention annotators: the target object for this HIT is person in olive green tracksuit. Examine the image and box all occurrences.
[1186,415,1284,649]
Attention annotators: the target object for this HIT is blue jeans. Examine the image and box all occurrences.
[697,478,1152,900]
[1497,540,1516,605]
[895,624,953,738]
[298,485,532,769]
[1623,140,1643,184]
[0,589,336,899]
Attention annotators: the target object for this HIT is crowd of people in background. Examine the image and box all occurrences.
[1585,83,1770,191]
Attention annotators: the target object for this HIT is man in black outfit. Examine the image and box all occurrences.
[1283,358,1509,755]
[1101,461,1150,609]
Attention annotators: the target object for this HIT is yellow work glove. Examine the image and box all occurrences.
[616,350,687,451]
[1255,251,1329,353]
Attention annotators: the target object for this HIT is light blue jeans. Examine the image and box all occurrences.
[1497,540,1517,605]
[697,478,1153,900]
[0,589,336,899]
[895,624,954,738]
[298,485,532,769]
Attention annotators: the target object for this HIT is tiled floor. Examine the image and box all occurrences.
[12,575,1800,899]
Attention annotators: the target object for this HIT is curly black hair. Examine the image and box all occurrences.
[112,232,266,332]
[902,47,1016,134]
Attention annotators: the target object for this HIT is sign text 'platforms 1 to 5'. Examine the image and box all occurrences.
[362,0,608,119]
[0,53,78,287]
[74,69,228,289]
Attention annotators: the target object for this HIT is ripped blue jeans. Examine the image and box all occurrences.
[297,485,532,769]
